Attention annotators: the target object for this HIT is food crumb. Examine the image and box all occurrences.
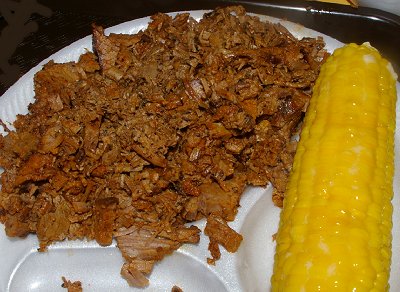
[171,285,183,292]
[61,276,83,292]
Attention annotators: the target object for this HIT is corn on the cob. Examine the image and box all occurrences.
[271,43,398,291]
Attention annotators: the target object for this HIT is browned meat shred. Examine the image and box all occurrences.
[116,224,200,286]
[205,214,243,265]
[0,6,327,287]
[61,277,83,292]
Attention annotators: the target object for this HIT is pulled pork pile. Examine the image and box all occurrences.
[0,6,327,287]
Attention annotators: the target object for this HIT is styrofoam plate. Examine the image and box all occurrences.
[0,10,399,292]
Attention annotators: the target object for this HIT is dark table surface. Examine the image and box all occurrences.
[1,0,400,95]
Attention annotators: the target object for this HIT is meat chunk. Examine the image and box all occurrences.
[183,181,244,222]
[124,110,179,168]
[83,118,101,156]
[116,224,200,286]
[37,201,71,250]
[92,24,119,71]
[204,214,243,264]
[13,153,54,188]
[121,262,150,288]
[4,215,31,238]
[93,197,118,246]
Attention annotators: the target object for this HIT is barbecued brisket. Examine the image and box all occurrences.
[0,5,327,286]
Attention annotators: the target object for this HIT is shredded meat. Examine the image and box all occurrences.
[0,6,327,287]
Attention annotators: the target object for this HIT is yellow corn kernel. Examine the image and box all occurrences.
[271,43,397,291]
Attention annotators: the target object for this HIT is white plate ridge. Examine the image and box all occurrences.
[0,10,398,292]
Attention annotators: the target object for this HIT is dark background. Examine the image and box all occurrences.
[1,0,400,95]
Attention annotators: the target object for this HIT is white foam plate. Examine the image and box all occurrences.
[0,10,399,292]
